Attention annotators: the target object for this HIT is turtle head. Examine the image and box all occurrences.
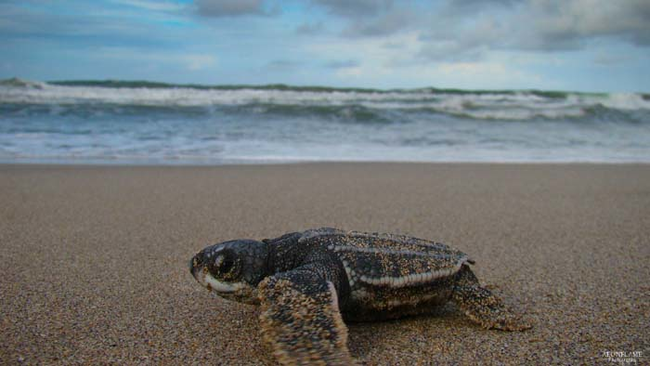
[190,239,269,304]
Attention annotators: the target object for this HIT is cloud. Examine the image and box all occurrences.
[324,60,360,69]
[417,14,509,62]
[3,0,648,91]
[183,54,218,70]
[342,9,415,38]
[593,53,632,66]
[194,0,649,58]
[446,0,522,12]
[265,60,303,72]
[431,61,546,89]
[93,46,216,67]
[308,0,419,38]
[307,0,419,38]
[194,0,268,17]
[413,0,650,63]
[296,22,325,35]
[520,0,650,49]
[0,1,185,50]
[111,0,185,12]
[311,0,393,18]
[304,0,650,64]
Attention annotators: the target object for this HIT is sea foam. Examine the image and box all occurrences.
[1,79,649,164]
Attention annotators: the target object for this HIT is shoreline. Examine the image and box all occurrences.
[1,163,648,364]
[2,160,650,168]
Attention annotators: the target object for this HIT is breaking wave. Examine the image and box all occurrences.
[1,78,648,122]
[1,78,649,163]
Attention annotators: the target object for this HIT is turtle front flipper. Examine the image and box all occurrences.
[451,265,532,331]
[257,267,355,365]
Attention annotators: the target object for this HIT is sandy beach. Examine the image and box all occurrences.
[1,163,648,365]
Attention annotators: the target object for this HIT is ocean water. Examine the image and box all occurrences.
[1,78,649,164]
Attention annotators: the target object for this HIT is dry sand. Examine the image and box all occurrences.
[0,163,648,365]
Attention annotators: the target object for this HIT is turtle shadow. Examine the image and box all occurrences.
[345,303,464,360]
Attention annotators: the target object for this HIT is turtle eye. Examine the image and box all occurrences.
[219,258,234,273]
[209,251,240,281]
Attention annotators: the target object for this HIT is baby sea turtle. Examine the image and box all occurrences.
[189,228,530,365]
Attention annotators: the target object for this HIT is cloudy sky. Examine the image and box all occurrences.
[1,0,649,92]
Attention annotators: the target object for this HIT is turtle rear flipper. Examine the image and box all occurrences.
[258,267,355,365]
[451,265,531,331]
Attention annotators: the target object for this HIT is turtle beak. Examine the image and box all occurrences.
[189,252,204,280]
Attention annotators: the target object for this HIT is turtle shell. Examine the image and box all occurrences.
[300,228,473,289]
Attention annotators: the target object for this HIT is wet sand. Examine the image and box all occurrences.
[1,163,648,365]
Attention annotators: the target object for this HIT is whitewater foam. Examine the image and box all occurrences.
[1,80,648,120]
[1,79,649,164]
